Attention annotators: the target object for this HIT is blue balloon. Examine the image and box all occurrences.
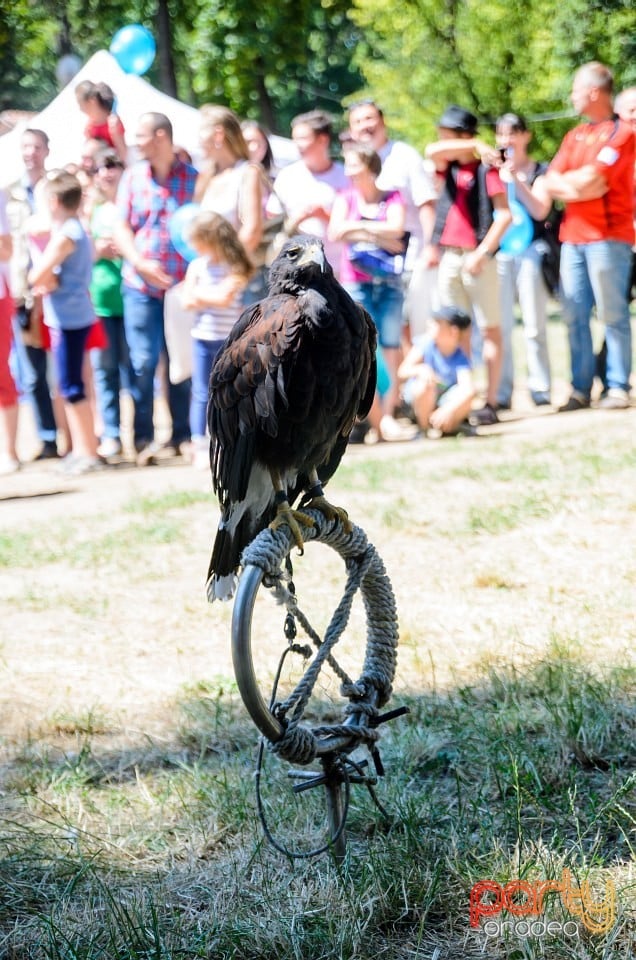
[110,25,156,76]
[168,203,200,262]
[499,198,534,256]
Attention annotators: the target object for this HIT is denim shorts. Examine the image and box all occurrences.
[343,278,404,349]
[49,325,91,403]
[402,377,462,409]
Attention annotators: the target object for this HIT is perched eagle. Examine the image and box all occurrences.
[206,235,377,601]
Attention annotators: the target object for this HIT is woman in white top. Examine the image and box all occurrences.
[240,119,280,300]
[194,105,263,273]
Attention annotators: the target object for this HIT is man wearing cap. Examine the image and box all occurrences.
[425,106,512,426]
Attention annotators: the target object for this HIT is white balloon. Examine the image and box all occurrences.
[56,54,83,88]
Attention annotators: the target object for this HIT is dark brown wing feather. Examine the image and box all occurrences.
[358,306,377,420]
[209,291,375,504]
[206,237,376,598]
[209,295,305,506]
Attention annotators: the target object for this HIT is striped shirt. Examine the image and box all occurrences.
[189,257,245,341]
[116,157,197,298]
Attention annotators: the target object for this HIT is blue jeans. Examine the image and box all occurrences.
[122,286,191,447]
[242,266,269,306]
[11,313,57,442]
[191,337,225,439]
[497,242,551,405]
[90,315,129,440]
[342,278,404,348]
[560,241,632,397]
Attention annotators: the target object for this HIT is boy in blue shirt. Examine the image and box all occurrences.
[398,305,476,436]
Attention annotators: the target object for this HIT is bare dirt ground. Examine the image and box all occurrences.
[1,387,635,757]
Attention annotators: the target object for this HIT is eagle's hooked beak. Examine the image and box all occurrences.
[298,240,326,273]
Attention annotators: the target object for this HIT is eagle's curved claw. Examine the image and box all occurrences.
[269,502,315,553]
[306,495,353,534]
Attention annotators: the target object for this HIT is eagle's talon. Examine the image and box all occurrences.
[269,503,315,552]
[306,495,353,533]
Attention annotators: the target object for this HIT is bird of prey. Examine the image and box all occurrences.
[206,235,377,601]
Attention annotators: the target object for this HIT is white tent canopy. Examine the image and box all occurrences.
[0,49,297,187]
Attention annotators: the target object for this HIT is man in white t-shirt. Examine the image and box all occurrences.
[267,110,347,276]
[347,100,439,337]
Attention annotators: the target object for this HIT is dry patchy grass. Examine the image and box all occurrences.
[0,392,635,958]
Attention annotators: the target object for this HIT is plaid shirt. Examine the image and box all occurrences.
[116,157,197,298]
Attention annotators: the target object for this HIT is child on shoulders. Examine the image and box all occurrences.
[75,80,127,164]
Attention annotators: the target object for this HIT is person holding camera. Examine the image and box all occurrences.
[425,105,512,426]
[494,112,554,410]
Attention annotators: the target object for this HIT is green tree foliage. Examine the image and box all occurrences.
[0,1,149,111]
[0,0,362,135]
[349,0,636,158]
[0,3,59,110]
[1,0,634,153]
[552,0,636,89]
[186,0,363,133]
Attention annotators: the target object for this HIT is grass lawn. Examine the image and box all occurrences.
[0,311,634,958]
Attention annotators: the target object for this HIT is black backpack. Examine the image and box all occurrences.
[540,205,563,297]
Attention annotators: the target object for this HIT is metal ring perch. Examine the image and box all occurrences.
[233,508,399,757]
[231,508,403,858]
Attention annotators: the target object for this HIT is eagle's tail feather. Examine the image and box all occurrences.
[206,511,253,602]
[228,422,256,501]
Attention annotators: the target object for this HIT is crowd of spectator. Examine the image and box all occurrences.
[0,59,633,475]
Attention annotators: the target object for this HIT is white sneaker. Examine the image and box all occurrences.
[598,388,630,410]
[97,437,122,458]
[379,415,419,442]
[0,456,20,476]
[192,449,209,471]
[191,437,209,471]
[58,455,107,477]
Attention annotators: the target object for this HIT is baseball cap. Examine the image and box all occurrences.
[437,105,478,134]
[432,305,472,330]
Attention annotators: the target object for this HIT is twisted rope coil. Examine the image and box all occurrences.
[238,508,399,764]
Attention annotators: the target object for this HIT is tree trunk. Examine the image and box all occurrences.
[156,0,177,97]
[255,60,276,133]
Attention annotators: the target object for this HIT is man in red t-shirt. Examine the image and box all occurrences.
[537,62,635,411]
